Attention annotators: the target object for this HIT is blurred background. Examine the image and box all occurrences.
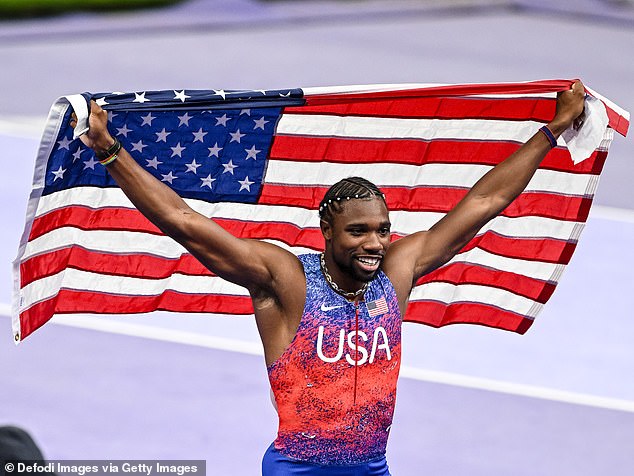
[1,1,633,475]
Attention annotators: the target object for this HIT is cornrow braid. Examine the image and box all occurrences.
[318,177,387,224]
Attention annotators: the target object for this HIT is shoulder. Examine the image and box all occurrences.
[383,231,430,278]
[381,232,431,309]
[246,240,306,294]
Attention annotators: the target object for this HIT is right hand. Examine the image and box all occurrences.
[70,100,115,152]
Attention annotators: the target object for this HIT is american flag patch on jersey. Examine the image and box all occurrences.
[367,297,389,317]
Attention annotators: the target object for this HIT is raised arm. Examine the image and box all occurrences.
[72,102,303,296]
[384,81,586,298]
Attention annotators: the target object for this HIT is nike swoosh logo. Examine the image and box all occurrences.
[320,304,345,312]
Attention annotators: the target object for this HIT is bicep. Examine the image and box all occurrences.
[167,208,297,291]
[386,197,495,283]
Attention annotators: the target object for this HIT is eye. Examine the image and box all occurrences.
[379,227,391,236]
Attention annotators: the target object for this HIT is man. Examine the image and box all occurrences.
[72,81,585,475]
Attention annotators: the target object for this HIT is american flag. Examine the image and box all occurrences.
[12,81,629,342]
[367,297,389,318]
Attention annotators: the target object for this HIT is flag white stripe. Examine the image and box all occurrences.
[266,161,596,196]
[33,188,585,240]
[22,228,315,262]
[302,83,556,99]
[276,114,564,145]
[20,269,249,312]
[410,282,542,318]
[22,228,557,284]
[20,268,540,318]
[447,247,563,282]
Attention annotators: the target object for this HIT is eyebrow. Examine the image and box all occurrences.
[345,221,391,229]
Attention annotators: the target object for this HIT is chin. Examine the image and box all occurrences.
[353,267,378,283]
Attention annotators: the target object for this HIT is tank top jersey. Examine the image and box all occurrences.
[267,253,402,466]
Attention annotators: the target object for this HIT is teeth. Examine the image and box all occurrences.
[357,257,379,266]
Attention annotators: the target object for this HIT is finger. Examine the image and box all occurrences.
[90,100,102,114]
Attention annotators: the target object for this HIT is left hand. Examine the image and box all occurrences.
[549,80,586,135]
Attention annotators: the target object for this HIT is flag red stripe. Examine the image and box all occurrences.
[259,184,594,221]
[304,80,576,105]
[28,207,325,248]
[460,232,576,264]
[19,290,254,340]
[269,135,607,174]
[28,207,576,264]
[29,189,593,245]
[21,248,553,303]
[416,262,556,303]
[302,79,628,135]
[20,247,213,287]
[405,300,534,334]
[285,96,557,122]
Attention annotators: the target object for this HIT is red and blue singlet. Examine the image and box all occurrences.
[266,253,402,470]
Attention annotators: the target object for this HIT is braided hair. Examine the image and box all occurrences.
[318,177,387,224]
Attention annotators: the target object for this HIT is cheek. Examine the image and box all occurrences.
[334,236,361,254]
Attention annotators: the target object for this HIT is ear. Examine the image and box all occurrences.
[320,219,333,241]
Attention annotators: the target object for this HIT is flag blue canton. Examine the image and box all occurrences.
[43,88,304,203]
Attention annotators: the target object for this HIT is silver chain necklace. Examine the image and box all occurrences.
[320,253,368,300]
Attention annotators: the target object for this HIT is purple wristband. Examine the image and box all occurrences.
[539,125,557,149]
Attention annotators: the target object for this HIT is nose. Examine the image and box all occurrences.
[363,232,383,252]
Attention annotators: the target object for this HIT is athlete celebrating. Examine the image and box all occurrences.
[72,81,585,475]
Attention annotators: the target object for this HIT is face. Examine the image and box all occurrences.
[321,198,391,283]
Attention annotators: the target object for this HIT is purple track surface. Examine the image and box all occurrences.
[3,320,634,476]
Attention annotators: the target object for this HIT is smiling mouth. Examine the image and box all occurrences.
[355,256,382,268]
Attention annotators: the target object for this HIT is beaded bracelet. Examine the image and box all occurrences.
[539,125,558,149]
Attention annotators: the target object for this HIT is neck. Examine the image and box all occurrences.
[320,252,368,300]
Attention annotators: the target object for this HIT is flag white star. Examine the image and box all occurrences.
[253,117,269,130]
[200,174,216,189]
[170,142,186,157]
[208,143,223,157]
[133,92,150,103]
[238,176,255,192]
[240,109,251,116]
[95,97,108,106]
[146,156,162,169]
[178,113,192,127]
[161,171,177,184]
[141,113,156,126]
[52,165,66,181]
[116,124,132,137]
[222,160,237,174]
[245,145,261,160]
[131,140,148,153]
[229,129,245,143]
[215,114,230,127]
[107,111,117,122]
[192,128,208,143]
[155,128,170,142]
[57,136,72,150]
[213,89,226,100]
[72,147,83,162]
[185,159,202,174]
[83,157,99,170]
[279,91,291,98]
[173,90,191,102]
